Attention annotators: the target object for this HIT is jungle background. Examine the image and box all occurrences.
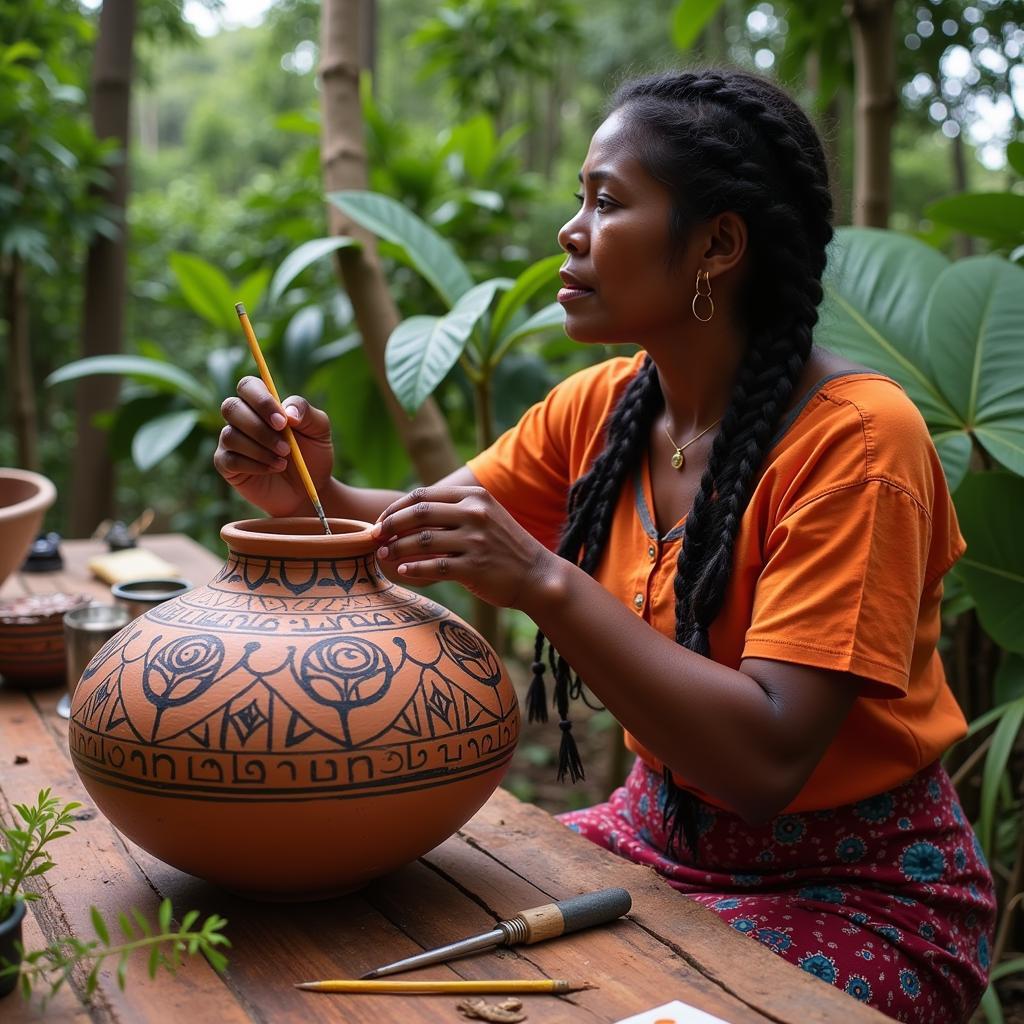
[3,0,1024,1017]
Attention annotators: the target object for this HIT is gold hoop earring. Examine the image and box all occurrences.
[692,270,714,323]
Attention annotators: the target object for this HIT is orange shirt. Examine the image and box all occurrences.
[467,350,968,812]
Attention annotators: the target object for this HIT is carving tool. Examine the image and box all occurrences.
[294,979,597,994]
[357,887,631,979]
[234,302,331,535]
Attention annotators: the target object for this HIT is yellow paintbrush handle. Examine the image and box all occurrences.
[234,303,330,533]
[294,979,592,994]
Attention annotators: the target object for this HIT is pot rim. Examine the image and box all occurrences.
[0,895,26,933]
[0,469,56,524]
[221,517,376,558]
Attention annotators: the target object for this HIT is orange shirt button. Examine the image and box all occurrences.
[633,593,644,609]
[647,545,656,560]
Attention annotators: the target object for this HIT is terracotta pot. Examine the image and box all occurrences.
[0,593,93,687]
[0,469,56,588]
[68,518,520,900]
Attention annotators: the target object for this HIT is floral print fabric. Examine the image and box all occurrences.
[558,757,995,1022]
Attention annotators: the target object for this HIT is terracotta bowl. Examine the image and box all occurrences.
[0,469,57,587]
[0,593,93,688]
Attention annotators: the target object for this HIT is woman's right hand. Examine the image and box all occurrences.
[214,376,336,518]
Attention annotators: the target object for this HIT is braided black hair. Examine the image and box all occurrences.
[528,69,834,858]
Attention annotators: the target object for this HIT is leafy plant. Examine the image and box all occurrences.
[0,789,78,923]
[326,189,566,450]
[817,225,1024,1018]
[8,899,229,1005]
[0,790,229,1005]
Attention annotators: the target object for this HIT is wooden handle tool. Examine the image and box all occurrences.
[234,303,331,535]
[358,888,631,979]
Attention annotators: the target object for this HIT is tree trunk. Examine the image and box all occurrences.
[318,0,459,487]
[847,0,897,227]
[5,256,39,471]
[70,0,137,537]
[951,130,975,259]
[805,50,846,225]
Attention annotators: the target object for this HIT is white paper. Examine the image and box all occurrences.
[613,999,735,1024]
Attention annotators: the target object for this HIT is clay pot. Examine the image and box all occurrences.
[0,593,93,687]
[0,469,56,588]
[68,518,520,900]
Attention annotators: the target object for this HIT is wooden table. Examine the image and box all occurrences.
[0,535,887,1024]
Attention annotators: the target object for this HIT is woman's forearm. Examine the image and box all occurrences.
[519,556,808,822]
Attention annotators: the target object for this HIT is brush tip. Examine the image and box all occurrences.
[235,302,246,316]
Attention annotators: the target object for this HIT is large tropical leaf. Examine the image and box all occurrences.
[327,190,474,306]
[490,254,564,352]
[236,267,272,315]
[168,252,238,332]
[267,236,360,304]
[46,355,213,408]
[925,193,1024,247]
[492,302,566,362]
[925,256,1024,477]
[819,228,957,431]
[131,409,201,471]
[386,280,506,413]
[952,472,1024,655]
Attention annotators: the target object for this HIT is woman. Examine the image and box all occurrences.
[215,69,994,1021]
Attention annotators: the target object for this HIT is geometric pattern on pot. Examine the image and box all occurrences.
[69,552,519,803]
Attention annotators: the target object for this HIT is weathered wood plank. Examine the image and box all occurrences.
[0,689,251,1024]
[378,844,771,1023]
[461,788,889,1024]
[127,847,504,1024]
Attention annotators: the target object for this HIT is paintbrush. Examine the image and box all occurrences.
[234,302,331,535]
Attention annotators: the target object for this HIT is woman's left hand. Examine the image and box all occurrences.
[371,485,554,610]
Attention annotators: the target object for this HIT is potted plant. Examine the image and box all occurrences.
[1,789,229,1004]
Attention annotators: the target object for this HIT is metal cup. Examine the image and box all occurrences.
[111,578,192,621]
[59,604,130,720]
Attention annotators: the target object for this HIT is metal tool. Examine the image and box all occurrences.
[359,887,632,979]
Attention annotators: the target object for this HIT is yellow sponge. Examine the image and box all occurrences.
[88,548,180,584]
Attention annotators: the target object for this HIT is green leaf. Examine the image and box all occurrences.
[45,355,213,408]
[995,653,1024,706]
[953,472,1024,653]
[131,410,201,471]
[117,911,134,939]
[671,0,725,49]
[490,254,564,351]
[978,695,1024,856]
[147,944,160,979]
[492,302,566,362]
[991,956,1024,982]
[925,256,1024,476]
[90,907,109,945]
[327,190,474,305]
[236,268,271,316]
[926,193,1024,246]
[1006,142,1024,180]
[117,955,128,990]
[268,237,360,305]
[386,280,506,412]
[819,228,958,431]
[158,898,172,932]
[181,910,199,933]
[169,252,238,332]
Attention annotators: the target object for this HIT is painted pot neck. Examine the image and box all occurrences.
[221,518,376,560]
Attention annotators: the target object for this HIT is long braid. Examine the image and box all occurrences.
[532,69,834,854]
[527,358,662,782]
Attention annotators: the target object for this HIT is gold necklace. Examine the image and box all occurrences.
[663,415,722,471]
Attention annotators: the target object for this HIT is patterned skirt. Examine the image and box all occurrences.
[558,757,995,1023]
